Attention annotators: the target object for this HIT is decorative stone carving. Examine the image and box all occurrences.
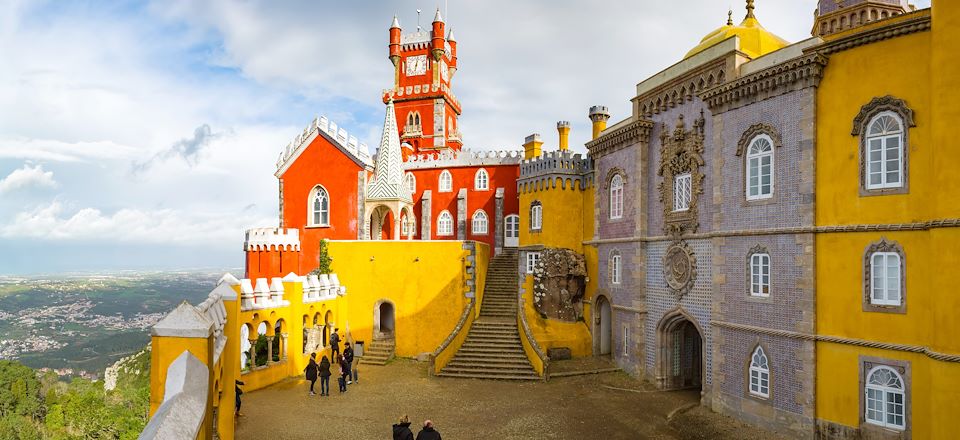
[603,167,627,189]
[851,95,916,136]
[736,123,782,156]
[862,237,906,314]
[663,240,697,300]
[531,248,587,322]
[657,112,706,236]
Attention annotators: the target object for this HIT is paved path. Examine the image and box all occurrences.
[235,359,786,440]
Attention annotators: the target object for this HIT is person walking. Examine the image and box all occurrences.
[234,380,245,417]
[337,354,348,393]
[329,327,341,360]
[318,355,332,396]
[304,353,319,396]
[392,415,414,440]
[343,342,355,384]
[415,420,441,440]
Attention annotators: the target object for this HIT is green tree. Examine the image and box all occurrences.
[0,361,41,419]
[309,239,333,275]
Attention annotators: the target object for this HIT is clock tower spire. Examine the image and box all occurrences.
[383,11,462,159]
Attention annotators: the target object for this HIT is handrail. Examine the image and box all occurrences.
[431,298,476,374]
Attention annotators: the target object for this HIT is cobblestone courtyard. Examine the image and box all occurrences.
[235,359,787,439]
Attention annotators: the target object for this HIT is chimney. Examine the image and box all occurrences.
[557,121,571,151]
[523,134,543,160]
[589,106,611,140]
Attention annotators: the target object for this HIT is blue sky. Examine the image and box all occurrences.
[0,0,931,274]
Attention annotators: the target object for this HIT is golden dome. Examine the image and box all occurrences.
[684,1,789,60]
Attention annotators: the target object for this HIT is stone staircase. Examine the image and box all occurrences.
[438,248,540,380]
[359,338,394,366]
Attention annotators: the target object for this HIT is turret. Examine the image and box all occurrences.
[389,16,401,64]
[589,106,611,140]
[557,121,571,151]
[523,133,543,160]
[431,8,445,61]
[447,28,458,77]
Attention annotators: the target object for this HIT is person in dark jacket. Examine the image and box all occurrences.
[304,353,319,395]
[318,355,332,396]
[337,354,350,393]
[329,327,341,360]
[234,380,245,417]
[343,342,355,384]
[415,420,441,440]
[392,415,414,440]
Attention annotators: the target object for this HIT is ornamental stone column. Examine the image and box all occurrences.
[281,332,289,361]
[265,336,274,365]
[421,190,432,239]
[457,188,467,240]
[495,188,504,253]
[248,339,257,368]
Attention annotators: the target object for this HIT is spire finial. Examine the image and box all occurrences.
[745,0,755,19]
[416,9,422,32]
[727,9,734,25]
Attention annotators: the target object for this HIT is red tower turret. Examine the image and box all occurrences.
[431,9,445,62]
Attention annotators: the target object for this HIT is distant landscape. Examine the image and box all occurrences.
[0,270,238,378]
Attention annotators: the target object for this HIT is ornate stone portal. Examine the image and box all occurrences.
[532,248,587,321]
[663,240,697,300]
[657,112,706,237]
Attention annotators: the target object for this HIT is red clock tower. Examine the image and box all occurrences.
[385,9,462,160]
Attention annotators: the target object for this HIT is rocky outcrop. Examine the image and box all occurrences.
[532,248,586,322]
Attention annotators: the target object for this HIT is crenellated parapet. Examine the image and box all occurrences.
[382,82,461,113]
[244,228,300,251]
[402,148,523,170]
[518,150,594,192]
[298,273,346,304]
[275,115,373,177]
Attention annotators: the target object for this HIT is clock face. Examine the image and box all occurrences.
[405,55,427,76]
[440,60,449,82]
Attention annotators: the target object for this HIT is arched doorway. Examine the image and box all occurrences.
[504,215,519,248]
[658,310,703,391]
[369,205,396,240]
[374,300,395,340]
[594,295,612,356]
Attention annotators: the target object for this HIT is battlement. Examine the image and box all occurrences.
[299,273,346,304]
[518,150,594,192]
[244,228,300,251]
[275,115,372,177]
[402,148,523,170]
[382,82,460,111]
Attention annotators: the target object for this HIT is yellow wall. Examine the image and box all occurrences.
[149,335,212,416]
[520,178,588,250]
[815,8,960,437]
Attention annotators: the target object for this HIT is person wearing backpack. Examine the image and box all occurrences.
[337,354,349,393]
[329,327,341,360]
[304,353,319,396]
[318,355,332,396]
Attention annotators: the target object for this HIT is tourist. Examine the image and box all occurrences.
[343,342,355,384]
[392,415,414,440]
[329,327,341,360]
[337,354,348,393]
[318,355,332,396]
[415,420,441,440]
[234,379,245,417]
[304,353,319,396]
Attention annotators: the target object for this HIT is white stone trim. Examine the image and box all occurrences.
[403,148,523,170]
[244,228,301,251]
[275,115,372,178]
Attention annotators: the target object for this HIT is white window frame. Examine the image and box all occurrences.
[746,135,774,200]
[749,346,770,398]
[404,172,416,195]
[525,252,541,274]
[870,252,901,306]
[309,185,330,227]
[610,252,621,285]
[437,210,454,236]
[750,253,771,297]
[865,112,904,190]
[674,173,691,212]
[471,210,488,235]
[474,168,489,191]
[439,170,453,193]
[530,203,543,231]
[401,214,417,237]
[610,174,624,219]
[865,366,906,430]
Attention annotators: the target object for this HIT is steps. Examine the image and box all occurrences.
[438,248,539,380]
[359,338,395,366]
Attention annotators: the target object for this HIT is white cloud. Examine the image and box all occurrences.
[0,201,275,244]
[0,137,138,163]
[0,163,58,193]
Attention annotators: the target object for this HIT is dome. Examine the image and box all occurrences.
[684,1,789,60]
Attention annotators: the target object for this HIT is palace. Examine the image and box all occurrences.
[141,1,960,439]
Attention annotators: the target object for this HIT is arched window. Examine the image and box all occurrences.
[415,112,421,126]
[865,112,904,190]
[475,168,489,190]
[870,251,901,306]
[749,346,770,398]
[530,201,542,231]
[439,170,453,192]
[401,214,417,237]
[750,251,771,297]
[472,210,488,235]
[674,173,691,212]
[610,250,622,284]
[310,185,329,226]
[404,172,416,195]
[437,211,453,236]
[865,366,905,429]
[407,113,414,126]
[746,135,774,200]
[610,174,624,219]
